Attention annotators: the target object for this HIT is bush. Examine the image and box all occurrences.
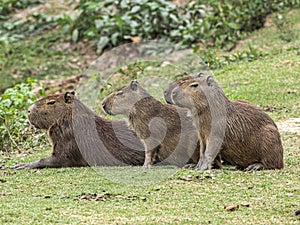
[0,78,46,152]
[0,0,44,20]
[57,0,300,53]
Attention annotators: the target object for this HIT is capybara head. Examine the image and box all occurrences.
[164,73,205,104]
[28,91,75,129]
[102,81,150,116]
[171,75,220,111]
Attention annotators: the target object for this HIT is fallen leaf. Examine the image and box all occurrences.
[130,36,142,43]
[178,176,193,181]
[292,210,300,217]
[225,204,239,211]
[241,203,250,207]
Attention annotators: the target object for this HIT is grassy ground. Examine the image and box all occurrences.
[1,8,300,225]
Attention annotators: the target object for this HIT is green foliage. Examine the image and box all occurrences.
[0,78,46,152]
[0,0,44,20]
[56,0,300,53]
[0,13,58,43]
[198,45,268,69]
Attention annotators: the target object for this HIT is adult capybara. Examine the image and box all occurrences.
[102,80,202,168]
[170,75,284,170]
[13,91,145,169]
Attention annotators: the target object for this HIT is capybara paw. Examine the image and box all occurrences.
[183,163,196,169]
[11,163,32,170]
[142,164,152,169]
[195,159,210,170]
[245,163,264,171]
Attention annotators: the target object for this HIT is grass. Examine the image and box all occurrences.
[1,7,300,225]
[1,132,299,224]
[0,30,87,91]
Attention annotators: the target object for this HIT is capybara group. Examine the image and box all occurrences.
[169,74,284,170]
[102,80,203,168]
[13,91,145,169]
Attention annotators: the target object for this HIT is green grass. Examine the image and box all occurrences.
[1,132,299,224]
[0,30,85,91]
[1,8,300,225]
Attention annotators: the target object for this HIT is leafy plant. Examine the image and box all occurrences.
[0,0,44,20]
[0,78,46,152]
[0,12,58,44]
[56,0,300,53]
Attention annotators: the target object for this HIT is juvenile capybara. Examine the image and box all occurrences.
[102,80,202,168]
[13,91,145,169]
[170,75,284,170]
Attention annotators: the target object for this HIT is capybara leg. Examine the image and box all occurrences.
[195,156,211,170]
[245,163,265,171]
[211,154,222,169]
[142,146,159,169]
[12,156,64,169]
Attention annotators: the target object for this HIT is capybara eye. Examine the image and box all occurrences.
[189,83,199,88]
[116,91,123,96]
[47,100,56,105]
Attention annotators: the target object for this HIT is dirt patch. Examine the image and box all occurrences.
[277,118,300,134]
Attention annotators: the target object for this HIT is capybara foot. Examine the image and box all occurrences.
[183,163,196,169]
[195,157,211,170]
[245,163,265,171]
[142,164,152,169]
[11,163,34,170]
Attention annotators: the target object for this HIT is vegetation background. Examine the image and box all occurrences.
[0,0,299,224]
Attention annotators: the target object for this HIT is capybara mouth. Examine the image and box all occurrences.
[102,106,111,115]
[28,115,41,129]
[165,99,173,105]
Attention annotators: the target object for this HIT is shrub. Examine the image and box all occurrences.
[0,78,46,152]
[57,0,300,53]
[0,0,44,20]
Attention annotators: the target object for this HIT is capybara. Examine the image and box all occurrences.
[170,75,284,170]
[102,80,222,168]
[13,91,145,169]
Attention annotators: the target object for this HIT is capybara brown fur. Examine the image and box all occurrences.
[13,91,145,169]
[170,75,284,170]
[164,75,194,104]
[102,80,222,168]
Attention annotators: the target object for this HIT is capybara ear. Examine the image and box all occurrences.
[64,91,74,103]
[130,80,139,91]
[197,72,204,77]
[206,76,214,87]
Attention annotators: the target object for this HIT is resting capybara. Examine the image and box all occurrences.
[170,75,284,170]
[13,91,145,169]
[102,80,222,168]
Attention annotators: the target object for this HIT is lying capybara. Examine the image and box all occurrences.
[13,91,145,169]
[170,75,284,170]
[102,80,222,168]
